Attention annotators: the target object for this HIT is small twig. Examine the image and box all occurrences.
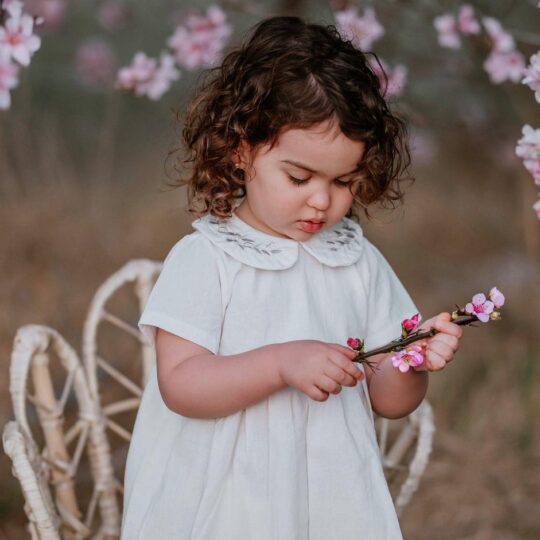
[352,315,479,365]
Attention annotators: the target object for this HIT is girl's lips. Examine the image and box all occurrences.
[299,220,324,233]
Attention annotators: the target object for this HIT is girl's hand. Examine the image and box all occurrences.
[412,312,463,372]
[276,340,364,401]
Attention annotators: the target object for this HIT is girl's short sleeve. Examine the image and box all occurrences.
[138,234,224,355]
[362,239,422,351]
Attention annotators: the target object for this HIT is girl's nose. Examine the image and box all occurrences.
[307,186,331,210]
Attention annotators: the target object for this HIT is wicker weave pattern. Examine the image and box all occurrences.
[2,259,434,538]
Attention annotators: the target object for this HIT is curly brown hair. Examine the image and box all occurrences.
[171,15,414,221]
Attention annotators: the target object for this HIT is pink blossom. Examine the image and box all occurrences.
[465,293,494,323]
[433,14,461,49]
[168,5,232,71]
[0,47,19,109]
[518,157,540,183]
[347,337,360,349]
[401,313,421,333]
[334,7,385,51]
[391,345,425,373]
[533,198,540,219]
[367,57,407,97]
[516,125,540,183]
[146,53,180,99]
[527,160,540,186]
[117,51,155,91]
[522,52,540,104]
[75,38,117,88]
[26,0,66,32]
[458,5,480,35]
[2,0,23,17]
[116,51,180,100]
[483,50,525,84]
[0,10,41,66]
[516,125,540,161]
[482,17,515,53]
[488,287,505,308]
[98,1,130,32]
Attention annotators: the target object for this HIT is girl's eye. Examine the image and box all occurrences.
[288,174,309,186]
[287,174,352,187]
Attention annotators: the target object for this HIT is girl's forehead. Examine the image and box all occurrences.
[279,121,343,144]
[270,123,365,172]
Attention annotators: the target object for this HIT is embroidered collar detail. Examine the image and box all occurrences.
[191,212,364,270]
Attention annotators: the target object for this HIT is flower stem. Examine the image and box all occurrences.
[351,315,478,363]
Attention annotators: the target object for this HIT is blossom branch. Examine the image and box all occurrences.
[352,315,478,363]
[346,287,505,373]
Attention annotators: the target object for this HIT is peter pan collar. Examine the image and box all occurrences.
[191,212,365,270]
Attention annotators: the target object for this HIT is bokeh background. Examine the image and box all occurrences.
[1,0,539,538]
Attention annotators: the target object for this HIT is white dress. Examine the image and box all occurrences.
[121,211,421,540]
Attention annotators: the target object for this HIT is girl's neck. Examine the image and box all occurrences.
[233,201,292,240]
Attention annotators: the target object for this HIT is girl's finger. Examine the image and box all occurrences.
[419,311,452,330]
[427,341,454,361]
[324,363,358,387]
[426,350,447,370]
[433,319,463,338]
[329,354,364,380]
[310,385,330,402]
[317,374,343,394]
[430,333,460,352]
[329,343,358,359]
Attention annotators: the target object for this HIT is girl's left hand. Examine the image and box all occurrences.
[412,312,463,372]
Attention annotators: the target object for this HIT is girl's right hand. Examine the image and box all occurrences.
[275,340,364,402]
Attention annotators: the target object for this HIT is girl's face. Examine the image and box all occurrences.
[234,120,365,241]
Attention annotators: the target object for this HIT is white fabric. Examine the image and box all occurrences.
[121,211,421,540]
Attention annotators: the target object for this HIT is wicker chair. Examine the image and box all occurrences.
[2,259,435,540]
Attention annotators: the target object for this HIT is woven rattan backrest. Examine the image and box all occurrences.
[3,260,161,539]
[375,402,434,515]
[4,325,107,538]
[80,260,161,537]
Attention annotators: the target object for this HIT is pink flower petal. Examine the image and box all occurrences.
[398,363,410,373]
[472,293,486,306]
[477,312,490,323]
[489,287,505,308]
[482,300,494,314]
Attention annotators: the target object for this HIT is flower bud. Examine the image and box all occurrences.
[489,311,502,321]
[488,286,505,308]
[401,313,421,337]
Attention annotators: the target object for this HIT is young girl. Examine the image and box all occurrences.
[121,16,462,540]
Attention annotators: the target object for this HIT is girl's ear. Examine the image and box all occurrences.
[235,139,250,168]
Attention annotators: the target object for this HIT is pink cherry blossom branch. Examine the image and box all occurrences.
[351,314,478,364]
[346,287,505,372]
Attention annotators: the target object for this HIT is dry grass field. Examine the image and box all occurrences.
[1,117,539,539]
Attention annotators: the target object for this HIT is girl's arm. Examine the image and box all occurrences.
[155,329,362,419]
[156,328,286,419]
[365,312,462,419]
[364,353,428,419]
